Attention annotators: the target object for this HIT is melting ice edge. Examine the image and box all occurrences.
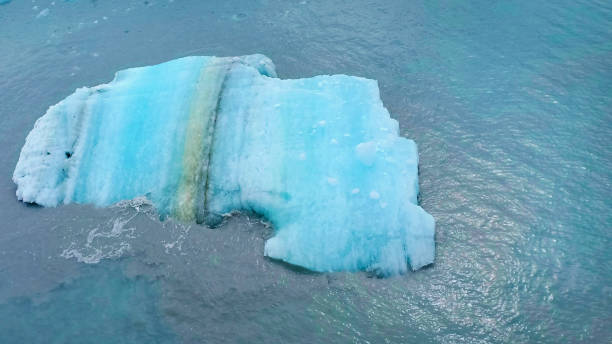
[13,54,435,275]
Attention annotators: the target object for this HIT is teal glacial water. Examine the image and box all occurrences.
[0,0,610,343]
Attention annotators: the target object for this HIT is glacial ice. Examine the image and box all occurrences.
[13,54,435,275]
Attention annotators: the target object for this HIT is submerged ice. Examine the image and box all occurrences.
[13,54,435,275]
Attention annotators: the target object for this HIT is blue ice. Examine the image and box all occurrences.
[13,54,435,275]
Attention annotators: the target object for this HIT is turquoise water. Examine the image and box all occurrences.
[0,0,610,343]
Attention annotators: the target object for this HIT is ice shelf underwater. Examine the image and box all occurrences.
[13,54,435,275]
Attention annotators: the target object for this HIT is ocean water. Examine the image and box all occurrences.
[0,0,610,343]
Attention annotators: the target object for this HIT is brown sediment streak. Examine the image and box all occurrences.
[174,57,230,222]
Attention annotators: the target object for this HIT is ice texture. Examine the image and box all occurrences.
[13,54,435,275]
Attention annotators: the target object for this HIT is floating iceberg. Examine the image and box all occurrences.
[13,54,435,275]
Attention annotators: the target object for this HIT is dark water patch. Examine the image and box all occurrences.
[0,262,175,344]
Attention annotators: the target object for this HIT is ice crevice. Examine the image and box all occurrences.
[13,54,435,275]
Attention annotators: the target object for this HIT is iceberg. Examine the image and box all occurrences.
[13,54,435,275]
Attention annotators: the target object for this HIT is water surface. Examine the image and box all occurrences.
[0,0,610,343]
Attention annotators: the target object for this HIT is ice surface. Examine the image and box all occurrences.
[13,54,434,275]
